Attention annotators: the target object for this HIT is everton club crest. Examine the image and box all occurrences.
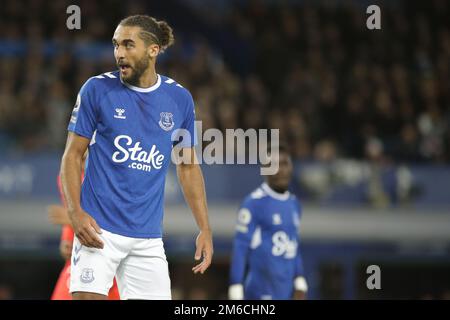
[159,112,175,131]
[80,268,95,284]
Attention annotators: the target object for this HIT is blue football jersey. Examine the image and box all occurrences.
[68,71,196,238]
[229,183,305,300]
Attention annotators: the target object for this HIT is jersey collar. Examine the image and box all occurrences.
[120,74,161,92]
[261,183,290,201]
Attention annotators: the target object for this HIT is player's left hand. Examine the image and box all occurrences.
[192,229,213,274]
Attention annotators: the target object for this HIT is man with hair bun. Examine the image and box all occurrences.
[60,15,213,300]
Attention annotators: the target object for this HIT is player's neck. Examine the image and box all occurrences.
[136,68,158,88]
[264,182,288,195]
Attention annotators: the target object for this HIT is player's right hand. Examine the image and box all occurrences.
[69,209,104,249]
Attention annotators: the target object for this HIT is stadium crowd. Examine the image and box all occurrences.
[0,0,449,164]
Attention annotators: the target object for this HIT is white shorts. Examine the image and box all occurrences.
[69,229,171,300]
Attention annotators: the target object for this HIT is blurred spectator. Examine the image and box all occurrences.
[0,284,13,300]
[442,290,450,300]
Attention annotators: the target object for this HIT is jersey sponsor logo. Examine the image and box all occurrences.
[271,231,297,259]
[159,112,175,131]
[112,135,165,172]
[80,268,95,284]
[114,107,126,119]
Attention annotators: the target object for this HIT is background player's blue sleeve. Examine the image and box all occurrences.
[294,200,306,277]
[172,91,197,148]
[67,78,98,139]
[229,199,259,285]
[295,245,305,277]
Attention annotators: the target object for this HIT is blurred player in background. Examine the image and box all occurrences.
[60,15,212,300]
[229,145,308,300]
[48,152,120,300]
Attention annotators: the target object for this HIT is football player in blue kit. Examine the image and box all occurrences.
[60,15,213,300]
[229,145,308,300]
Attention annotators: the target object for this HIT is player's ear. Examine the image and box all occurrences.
[148,43,160,58]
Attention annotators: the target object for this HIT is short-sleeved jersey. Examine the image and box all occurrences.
[68,71,197,238]
[229,183,305,300]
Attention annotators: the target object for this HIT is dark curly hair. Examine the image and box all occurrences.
[119,15,175,53]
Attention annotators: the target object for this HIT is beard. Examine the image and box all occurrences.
[119,53,150,87]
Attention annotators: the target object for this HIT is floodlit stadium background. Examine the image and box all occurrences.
[1,0,449,299]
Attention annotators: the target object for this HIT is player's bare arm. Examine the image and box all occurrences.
[176,147,213,274]
[60,132,104,249]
